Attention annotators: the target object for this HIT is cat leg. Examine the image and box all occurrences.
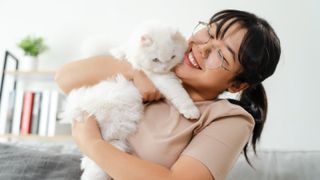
[81,156,112,180]
[110,139,130,152]
[110,46,127,59]
[150,73,200,119]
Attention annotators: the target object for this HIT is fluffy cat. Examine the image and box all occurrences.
[63,75,143,180]
[62,21,200,180]
[111,21,200,119]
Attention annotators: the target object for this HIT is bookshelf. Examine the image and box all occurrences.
[0,134,72,141]
[5,70,56,81]
[0,51,71,142]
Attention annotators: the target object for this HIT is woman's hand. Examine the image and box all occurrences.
[71,111,103,156]
[132,70,162,102]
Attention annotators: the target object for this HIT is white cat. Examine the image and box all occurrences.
[111,21,200,119]
[62,21,200,180]
[63,75,143,180]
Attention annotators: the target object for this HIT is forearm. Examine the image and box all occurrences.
[55,55,134,94]
[88,140,174,180]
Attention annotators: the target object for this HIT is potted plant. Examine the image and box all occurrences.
[17,36,49,71]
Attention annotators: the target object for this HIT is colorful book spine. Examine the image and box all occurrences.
[31,92,42,134]
[1,88,66,137]
[0,90,10,134]
[5,91,16,134]
[47,91,59,136]
[11,90,24,135]
[20,91,35,135]
[38,91,51,136]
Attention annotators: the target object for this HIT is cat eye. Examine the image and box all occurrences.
[152,58,160,62]
[171,55,176,59]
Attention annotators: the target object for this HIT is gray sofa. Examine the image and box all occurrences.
[0,142,319,180]
[0,142,82,180]
[228,151,320,180]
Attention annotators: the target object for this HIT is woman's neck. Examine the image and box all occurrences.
[183,83,220,102]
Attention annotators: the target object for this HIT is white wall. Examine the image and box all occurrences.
[1,0,319,151]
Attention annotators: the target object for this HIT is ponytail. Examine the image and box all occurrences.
[211,9,281,168]
[228,83,267,167]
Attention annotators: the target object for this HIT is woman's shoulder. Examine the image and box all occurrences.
[195,99,255,128]
[145,98,255,129]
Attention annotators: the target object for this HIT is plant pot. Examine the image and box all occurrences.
[20,56,39,71]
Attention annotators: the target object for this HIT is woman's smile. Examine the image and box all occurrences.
[184,50,202,70]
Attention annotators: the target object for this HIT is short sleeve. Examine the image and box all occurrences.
[181,114,254,180]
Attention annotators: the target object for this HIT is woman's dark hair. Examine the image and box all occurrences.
[209,9,281,166]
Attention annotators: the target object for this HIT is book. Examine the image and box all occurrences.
[11,90,24,135]
[20,91,35,135]
[38,91,51,136]
[0,90,10,134]
[48,92,66,136]
[5,90,16,133]
[31,92,42,134]
[47,91,60,136]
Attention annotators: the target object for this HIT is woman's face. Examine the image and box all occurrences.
[174,21,247,101]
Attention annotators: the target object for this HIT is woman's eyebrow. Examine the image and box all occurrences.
[226,44,236,62]
[208,27,215,38]
[210,23,236,62]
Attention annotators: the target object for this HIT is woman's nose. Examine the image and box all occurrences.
[199,43,212,58]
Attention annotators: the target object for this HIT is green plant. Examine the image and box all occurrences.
[18,36,49,57]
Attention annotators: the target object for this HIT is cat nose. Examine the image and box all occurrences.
[160,58,170,63]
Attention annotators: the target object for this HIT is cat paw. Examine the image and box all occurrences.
[60,109,83,124]
[110,47,126,59]
[181,106,200,119]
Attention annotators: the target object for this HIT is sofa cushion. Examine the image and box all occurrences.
[228,151,320,180]
[0,143,82,180]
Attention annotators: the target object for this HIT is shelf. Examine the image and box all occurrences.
[5,70,56,81]
[1,53,66,141]
[0,134,72,141]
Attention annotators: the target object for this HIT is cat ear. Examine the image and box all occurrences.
[171,31,185,42]
[140,35,153,47]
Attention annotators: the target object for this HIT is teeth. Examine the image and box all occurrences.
[188,52,200,68]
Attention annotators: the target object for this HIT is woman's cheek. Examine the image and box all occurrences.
[174,64,185,78]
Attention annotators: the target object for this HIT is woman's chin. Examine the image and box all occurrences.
[174,63,195,81]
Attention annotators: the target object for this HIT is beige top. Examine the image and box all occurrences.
[128,99,255,180]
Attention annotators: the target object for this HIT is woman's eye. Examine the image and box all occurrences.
[218,49,229,65]
[171,55,176,59]
[218,49,224,59]
[152,58,160,62]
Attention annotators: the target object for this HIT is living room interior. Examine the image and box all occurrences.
[0,0,319,179]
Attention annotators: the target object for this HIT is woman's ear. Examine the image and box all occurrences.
[227,82,249,93]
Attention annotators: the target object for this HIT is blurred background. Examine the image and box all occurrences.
[0,0,319,152]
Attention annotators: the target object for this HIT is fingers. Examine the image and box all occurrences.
[133,69,162,102]
[142,90,162,102]
[71,112,93,127]
[154,91,162,101]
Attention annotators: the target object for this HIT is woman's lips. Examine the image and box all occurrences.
[184,51,201,69]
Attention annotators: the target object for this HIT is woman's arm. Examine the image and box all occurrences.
[55,55,134,94]
[72,112,213,180]
[55,55,161,101]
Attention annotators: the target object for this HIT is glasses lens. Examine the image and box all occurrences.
[192,22,211,44]
[204,48,224,70]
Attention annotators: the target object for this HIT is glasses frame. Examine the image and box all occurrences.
[191,21,232,72]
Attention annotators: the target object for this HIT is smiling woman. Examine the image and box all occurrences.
[55,9,281,180]
[175,18,249,101]
[187,21,235,72]
[176,9,281,162]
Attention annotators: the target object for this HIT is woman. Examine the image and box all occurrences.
[55,9,281,180]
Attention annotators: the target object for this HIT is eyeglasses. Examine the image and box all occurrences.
[191,21,232,72]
